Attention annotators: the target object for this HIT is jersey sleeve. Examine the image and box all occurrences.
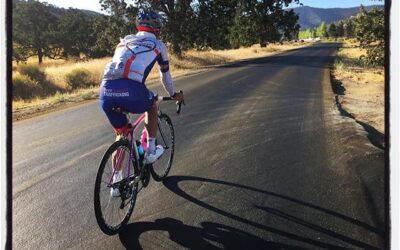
[156,41,176,97]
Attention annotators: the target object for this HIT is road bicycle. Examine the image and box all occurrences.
[94,92,184,235]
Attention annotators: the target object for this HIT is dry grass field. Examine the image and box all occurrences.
[332,39,385,134]
[12,42,309,120]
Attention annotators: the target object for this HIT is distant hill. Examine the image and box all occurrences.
[12,0,103,17]
[292,5,384,28]
[80,9,103,16]
[46,4,103,17]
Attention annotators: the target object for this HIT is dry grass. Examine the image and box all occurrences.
[12,57,69,69]
[12,42,308,120]
[13,87,99,108]
[44,58,109,89]
[333,39,384,134]
[13,86,100,121]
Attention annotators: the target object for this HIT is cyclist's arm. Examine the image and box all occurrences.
[157,42,176,97]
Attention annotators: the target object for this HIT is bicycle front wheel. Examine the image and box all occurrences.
[94,139,138,235]
[151,113,175,181]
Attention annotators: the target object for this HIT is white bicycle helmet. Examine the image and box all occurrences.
[136,9,163,32]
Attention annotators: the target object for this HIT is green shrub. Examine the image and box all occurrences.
[334,58,344,70]
[12,73,42,100]
[65,68,94,90]
[54,91,67,103]
[360,47,384,67]
[354,7,384,66]
[17,63,46,83]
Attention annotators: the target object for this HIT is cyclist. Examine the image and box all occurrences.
[99,10,184,196]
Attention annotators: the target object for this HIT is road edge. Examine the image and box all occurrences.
[322,44,385,248]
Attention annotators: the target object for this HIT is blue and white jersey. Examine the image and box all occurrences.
[103,31,175,96]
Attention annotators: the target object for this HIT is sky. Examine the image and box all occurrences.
[39,0,384,14]
[39,0,105,13]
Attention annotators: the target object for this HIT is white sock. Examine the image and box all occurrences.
[113,170,122,182]
[148,137,156,154]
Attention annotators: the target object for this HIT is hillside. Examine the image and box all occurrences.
[12,0,103,17]
[292,5,384,28]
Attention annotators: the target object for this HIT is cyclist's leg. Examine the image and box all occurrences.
[115,82,162,162]
[99,78,160,163]
[145,104,158,153]
[99,79,133,173]
[99,108,127,173]
[144,104,165,162]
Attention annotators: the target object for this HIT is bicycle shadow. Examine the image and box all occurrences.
[119,218,302,250]
[156,175,384,249]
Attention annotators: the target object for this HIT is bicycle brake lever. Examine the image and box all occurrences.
[175,90,184,115]
[176,101,182,115]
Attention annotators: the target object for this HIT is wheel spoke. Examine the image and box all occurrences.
[94,140,138,234]
[158,122,169,147]
[151,115,174,181]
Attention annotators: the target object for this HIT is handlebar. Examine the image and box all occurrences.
[155,90,185,115]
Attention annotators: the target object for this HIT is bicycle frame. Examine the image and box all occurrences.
[107,93,183,187]
[95,91,183,235]
[107,114,145,187]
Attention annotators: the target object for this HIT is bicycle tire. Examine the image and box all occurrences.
[151,113,175,181]
[94,139,138,235]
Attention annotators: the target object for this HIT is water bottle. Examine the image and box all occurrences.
[136,141,144,157]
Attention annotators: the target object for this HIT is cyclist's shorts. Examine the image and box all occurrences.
[99,78,155,129]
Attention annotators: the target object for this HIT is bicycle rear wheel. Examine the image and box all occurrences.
[151,113,175,181]
[94,139,138,235]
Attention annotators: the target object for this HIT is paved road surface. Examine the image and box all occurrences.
[13,43,386,249]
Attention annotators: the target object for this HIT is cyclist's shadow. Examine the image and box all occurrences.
[119,175,383,249]
[119,217,288,250]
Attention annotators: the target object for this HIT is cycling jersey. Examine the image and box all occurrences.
[103,31,176,96]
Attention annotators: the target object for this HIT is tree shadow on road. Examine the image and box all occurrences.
[153,175,384,249]
[119,218,302,250]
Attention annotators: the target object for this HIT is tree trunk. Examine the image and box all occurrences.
[172,42,182,58]
[259,36,267,47]
[259,22,268,48]
[37,48,43,64]
[170,31,182,58]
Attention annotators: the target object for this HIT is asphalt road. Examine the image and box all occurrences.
[12,43,386,249]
